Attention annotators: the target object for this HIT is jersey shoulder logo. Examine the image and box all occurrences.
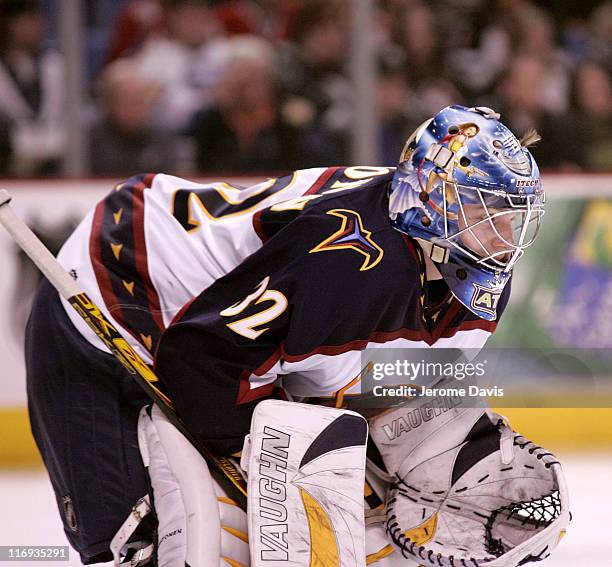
[309,209,383,271]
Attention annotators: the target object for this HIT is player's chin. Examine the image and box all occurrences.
[484,252,510,266]
[489,248,513,265]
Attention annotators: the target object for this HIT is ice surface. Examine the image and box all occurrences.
[0,452,610,566]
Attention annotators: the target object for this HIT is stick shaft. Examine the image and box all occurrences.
[0,190,80,299]
[0,190,247,509]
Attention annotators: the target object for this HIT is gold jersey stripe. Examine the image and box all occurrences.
[140,334,152,351]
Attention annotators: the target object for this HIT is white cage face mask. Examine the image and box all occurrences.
[436,181,545,273]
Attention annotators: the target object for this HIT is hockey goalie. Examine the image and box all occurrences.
[25,106,569,565]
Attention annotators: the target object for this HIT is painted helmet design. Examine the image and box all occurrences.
[389,105,545,321]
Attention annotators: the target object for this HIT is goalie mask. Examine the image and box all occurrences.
[389,105,545,321]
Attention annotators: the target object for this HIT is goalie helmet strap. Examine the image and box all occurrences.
[424,142,455,170]
[415,237,450,264]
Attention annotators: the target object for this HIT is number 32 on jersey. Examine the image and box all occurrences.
[220,277,288,340]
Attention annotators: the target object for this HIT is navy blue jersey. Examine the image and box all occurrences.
[57,167,508,451]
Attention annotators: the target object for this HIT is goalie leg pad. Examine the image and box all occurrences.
[241,400,368,567]
[131,406,249,567]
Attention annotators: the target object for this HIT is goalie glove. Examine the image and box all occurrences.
[369,400,570,566]
[367,394,487,478]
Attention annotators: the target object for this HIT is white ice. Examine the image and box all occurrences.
[0,452,610,566]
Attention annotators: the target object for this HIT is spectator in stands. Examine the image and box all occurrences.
[89,59,177,175]
[573,61,612,170]
[439,27,507,100]
[390,0,443,86]
[277,0,351,162]
[128,0,224,131]
[496,53,585,170]
[513,8,572,115]
[105,0,164,63]
[587,1,612,73]
[448,0,571,110]
[376,49,419,166]
[213,0,303,43]
[189,36,327,172]
[0,0,66,176]
[0,111,11,174]
[387,0,462,117]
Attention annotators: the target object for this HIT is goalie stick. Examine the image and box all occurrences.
[0,189,247,512]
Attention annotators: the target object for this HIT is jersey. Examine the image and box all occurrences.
[57,167,509,452]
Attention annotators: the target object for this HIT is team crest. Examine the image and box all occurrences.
[310,209,384,271]
[470,283,501,318]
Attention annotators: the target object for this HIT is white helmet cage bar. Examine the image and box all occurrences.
[434,180,545,273]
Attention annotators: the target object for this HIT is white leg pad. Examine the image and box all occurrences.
[138,407,189,566]
[241,400,368,567]
[137,406,250,567]
[213,480,251,566]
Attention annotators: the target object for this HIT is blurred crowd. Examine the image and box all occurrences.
[0,0,610,177]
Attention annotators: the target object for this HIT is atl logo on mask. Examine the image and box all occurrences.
[470,283,501,317]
